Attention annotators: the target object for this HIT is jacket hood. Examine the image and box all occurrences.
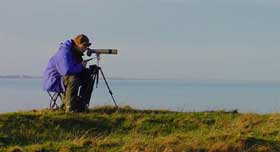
[59,39,73,50]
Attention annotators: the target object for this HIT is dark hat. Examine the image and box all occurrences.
[73,34,91,47]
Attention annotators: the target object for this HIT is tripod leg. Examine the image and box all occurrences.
[99,67,119,109]
[92,73,97,89]
[96,68,99,88]
[88,68,99,107]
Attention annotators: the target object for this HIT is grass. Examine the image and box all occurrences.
[0,105,280,151]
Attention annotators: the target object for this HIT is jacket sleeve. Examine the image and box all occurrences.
[56,47,83,76]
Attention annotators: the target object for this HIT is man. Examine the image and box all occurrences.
[43,34,94,112]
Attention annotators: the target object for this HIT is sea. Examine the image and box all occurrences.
[1,78,280,113]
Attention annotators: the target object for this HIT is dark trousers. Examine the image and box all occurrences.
[62,69,94,112]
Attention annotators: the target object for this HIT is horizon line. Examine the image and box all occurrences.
[2,74,280,83]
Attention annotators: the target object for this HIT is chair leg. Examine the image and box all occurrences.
[48,92,60,110]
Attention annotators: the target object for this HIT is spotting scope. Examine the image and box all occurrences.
[87,49,118,56]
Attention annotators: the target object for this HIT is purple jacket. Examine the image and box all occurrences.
[43,39,83,93]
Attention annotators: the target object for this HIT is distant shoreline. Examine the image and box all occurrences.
[2,75,280,85]
[0,75,42,79]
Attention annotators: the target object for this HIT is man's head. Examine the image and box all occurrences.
[73,34,91,53]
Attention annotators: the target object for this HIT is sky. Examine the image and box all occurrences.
[1,0,280,80]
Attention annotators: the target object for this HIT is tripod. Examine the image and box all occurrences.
[89,53,119,109]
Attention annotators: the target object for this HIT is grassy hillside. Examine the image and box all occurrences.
[0,106,280,152]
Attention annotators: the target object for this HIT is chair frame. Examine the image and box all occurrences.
[47,91,63,110]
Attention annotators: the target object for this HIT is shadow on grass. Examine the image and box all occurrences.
[237,137,280,151]
[0,113,114,146]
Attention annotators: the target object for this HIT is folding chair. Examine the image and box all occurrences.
[46,79,83,110]
[47,91,63,110]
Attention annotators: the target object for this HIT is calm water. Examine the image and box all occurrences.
[1,78,280,113]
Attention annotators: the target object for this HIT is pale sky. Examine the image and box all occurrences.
[1,0,280,80]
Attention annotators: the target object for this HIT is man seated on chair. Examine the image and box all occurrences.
[43,34,94,112]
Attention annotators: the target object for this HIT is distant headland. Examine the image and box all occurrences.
[0,75,42,79]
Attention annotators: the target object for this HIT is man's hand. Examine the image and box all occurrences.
[82,60,88,67]
[82,58,93,67]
